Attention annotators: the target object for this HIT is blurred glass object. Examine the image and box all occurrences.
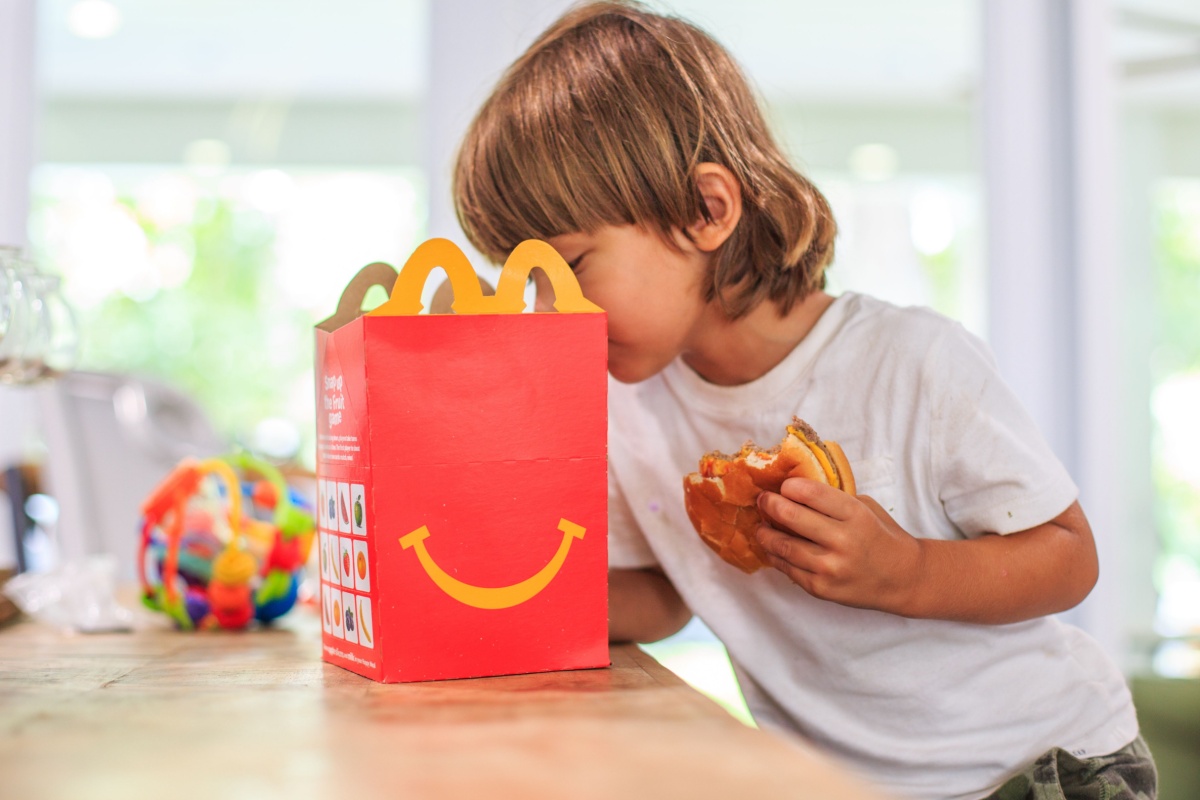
[0,247,80,385]
[0,245,19,341]
[2,555,133,632]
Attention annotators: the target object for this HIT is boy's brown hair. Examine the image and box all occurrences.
[453,1,836,318]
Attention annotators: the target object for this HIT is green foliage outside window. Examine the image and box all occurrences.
[32,189,313,457]
[1155,185,1200,373]
[1151,182,1200,603]
[29,166,422,467]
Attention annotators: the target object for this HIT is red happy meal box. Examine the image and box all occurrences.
[313,238,609,682]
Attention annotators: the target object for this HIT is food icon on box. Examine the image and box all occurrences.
[353,539,370,592]
[342,590,358,645]
[338,536,354,589]
[321,583,332,634]
[331,591,344,639]
[356,595,374,649]
[327,531,341,584]
[351,484,366,535]
[336,483,352,533]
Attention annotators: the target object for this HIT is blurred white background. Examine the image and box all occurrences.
[1,0,1199,746]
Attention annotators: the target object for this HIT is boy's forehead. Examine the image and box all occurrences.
[547,231,592,250]
[549,225,639,247]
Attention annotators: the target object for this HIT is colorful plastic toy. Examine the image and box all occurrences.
[138,453,315,630]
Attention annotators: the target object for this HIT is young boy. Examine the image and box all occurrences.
[453,3,1155,799]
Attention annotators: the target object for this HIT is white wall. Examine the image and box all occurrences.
[424,0,576,247]
[0,0,38,570]
[982,0,1152,666]
[0,0,35,248]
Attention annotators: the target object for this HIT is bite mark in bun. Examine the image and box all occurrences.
[683,418,856,573]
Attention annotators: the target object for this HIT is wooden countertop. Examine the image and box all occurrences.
[0,609,888,800]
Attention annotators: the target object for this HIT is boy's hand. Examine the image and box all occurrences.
[756,481,1100,624]
[755,478,923,614]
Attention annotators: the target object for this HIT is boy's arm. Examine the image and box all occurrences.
[755,479,1099,625]
[609,567,692,643]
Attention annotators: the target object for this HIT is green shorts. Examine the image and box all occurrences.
[984,735,1157,800]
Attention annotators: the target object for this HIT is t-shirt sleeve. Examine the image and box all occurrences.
[607,460,661,569]
[928,324,1079,537]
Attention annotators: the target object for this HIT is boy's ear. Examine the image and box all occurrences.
[687,162,743,252]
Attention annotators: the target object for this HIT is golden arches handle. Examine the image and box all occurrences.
[491,239,600,314]
[369,238,601,316]
[316,261,398,332]
[378,239,482,315]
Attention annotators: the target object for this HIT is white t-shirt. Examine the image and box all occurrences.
[607,292,1138,800]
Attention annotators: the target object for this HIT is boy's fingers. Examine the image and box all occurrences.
[756,493,841,550]
[778,477,856,521]
[763,554,819,593]
[755,524,824,568]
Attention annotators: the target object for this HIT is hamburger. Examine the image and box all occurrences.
[683,418,856,573]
